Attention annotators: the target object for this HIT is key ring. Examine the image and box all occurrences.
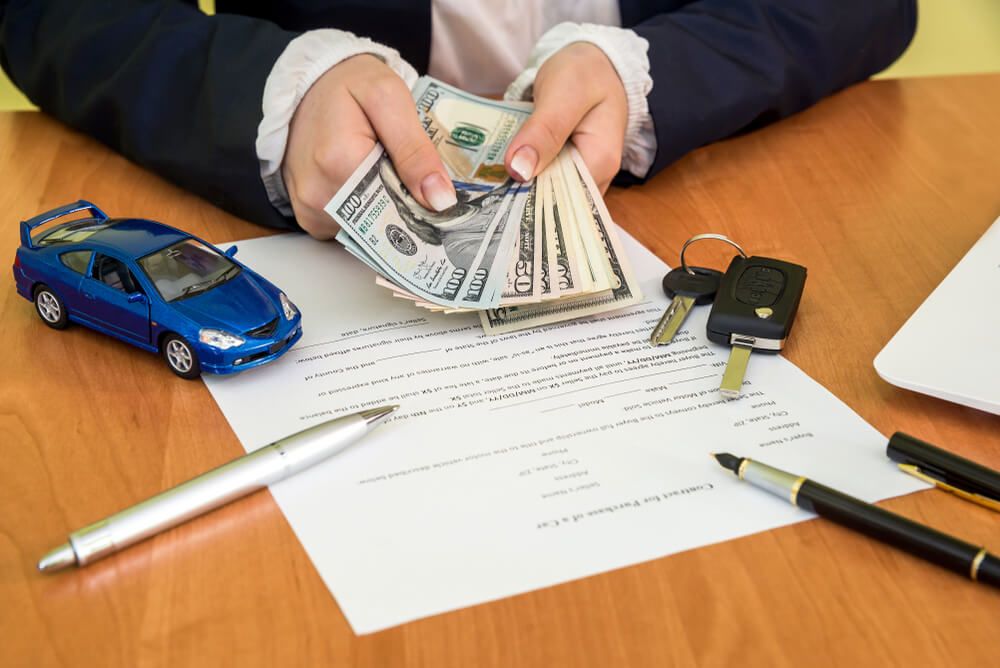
[679,234,747,275]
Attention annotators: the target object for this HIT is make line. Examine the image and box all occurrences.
[672,373,720,384]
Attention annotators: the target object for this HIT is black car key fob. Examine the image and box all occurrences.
[707,255,807,396]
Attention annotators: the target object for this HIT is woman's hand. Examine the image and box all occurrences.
[504,42,628,194]
[283,54,456,239]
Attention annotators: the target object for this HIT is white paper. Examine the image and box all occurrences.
[204,232,926,634]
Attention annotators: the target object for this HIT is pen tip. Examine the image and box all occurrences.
[38,543,76,573]
[359,405,398,427]
[713,452,743,474]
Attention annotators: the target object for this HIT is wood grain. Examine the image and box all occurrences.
[3,75,999,667]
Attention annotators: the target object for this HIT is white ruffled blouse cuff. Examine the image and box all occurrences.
[505,22,656,179]
[255,29,418,216]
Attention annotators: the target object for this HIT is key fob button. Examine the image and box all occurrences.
[735,265,785,306]
[736,287,777,307]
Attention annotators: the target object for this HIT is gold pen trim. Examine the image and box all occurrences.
[790,477,806,506]
[897,464,1000,513]
[738,458,750,480]
[971,548,988,581]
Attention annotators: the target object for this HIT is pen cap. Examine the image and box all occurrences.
[887,432,1000,501]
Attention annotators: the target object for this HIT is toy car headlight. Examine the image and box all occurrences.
[199,328,245,350]
[280,293,298,320]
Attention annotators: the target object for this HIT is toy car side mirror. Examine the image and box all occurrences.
[127,292,147,304]
[225,245,238,258]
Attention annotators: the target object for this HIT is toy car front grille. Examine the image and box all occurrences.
[245,317,279,338]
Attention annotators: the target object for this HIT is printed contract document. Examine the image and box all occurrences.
[204,232,925,634]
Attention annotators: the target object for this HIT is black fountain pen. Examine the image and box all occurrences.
[712,453,1000,588]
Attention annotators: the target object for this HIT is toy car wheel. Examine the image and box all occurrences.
[34,284,69,329]
[162,334,201,379]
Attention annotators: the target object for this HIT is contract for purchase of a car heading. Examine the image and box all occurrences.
[202,231,925,634]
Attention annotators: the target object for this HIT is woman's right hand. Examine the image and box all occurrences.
[282,54,456,239]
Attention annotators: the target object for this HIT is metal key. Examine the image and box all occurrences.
[650,233,747,347]
[649,266,722,346]
[706,255,807,397]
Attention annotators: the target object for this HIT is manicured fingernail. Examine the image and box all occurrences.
[421,172,457,211]
[510,146,538,181]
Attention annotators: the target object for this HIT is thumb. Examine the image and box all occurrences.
[357,77,457,212]
[505,83,591,182]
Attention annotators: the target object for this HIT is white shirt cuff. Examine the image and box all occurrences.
[505,22,656,179]
[255,29,418,216]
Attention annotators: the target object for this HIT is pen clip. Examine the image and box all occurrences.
[898,464,1000,513]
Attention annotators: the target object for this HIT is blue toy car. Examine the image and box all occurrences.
[13,201,302,379]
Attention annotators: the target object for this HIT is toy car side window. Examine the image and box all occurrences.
[92,254,141,293]
[59,250,93,275]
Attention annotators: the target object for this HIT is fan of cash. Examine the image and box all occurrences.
[326,77,642,334]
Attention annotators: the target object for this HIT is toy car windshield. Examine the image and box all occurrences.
[137,238,242,302]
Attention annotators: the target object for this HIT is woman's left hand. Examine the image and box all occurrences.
[504,42,628,194]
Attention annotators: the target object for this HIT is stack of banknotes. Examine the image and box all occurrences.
[325,77,642,334]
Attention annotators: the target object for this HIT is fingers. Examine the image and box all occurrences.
[351,73,456,212]
[284,59,377,239]
[505,72,593,183]
[284,99,370,239]
[283,55,456,240]
[285,130,374,240]
[505,43,628,190]
[568,99,626,193]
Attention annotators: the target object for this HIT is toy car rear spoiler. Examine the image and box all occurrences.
[20,200,108,249]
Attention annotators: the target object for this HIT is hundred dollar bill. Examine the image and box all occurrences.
[412,76,535,302]
[346,182,527,312]
[341,196,524,307]
[336,229,387,275]
[479,147,642,334]
[338,181,527,309]
[411,77,532,191]
[327,77,536,309]
[473,186,529,306]
[327,146,521,309]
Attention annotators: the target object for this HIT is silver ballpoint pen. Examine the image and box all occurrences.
[38,405,398,573]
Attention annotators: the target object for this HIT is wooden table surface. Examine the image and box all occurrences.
[3,74,999,667]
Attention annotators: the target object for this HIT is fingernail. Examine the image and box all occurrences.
[510,146,538,181]
[421,172,457,211]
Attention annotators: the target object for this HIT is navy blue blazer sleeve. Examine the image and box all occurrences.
[621,0,917,180]
[0,0,299,230]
